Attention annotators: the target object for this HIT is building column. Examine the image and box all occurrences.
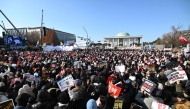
[129,38,131,46]
[123,39,125,46]
[117,38,119,46]
[112,38,114,47]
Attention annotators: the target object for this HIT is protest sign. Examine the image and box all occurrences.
[114,100,123,109]
[0,99,15,109]
[23,73,34,82]
[57,75,74,92]
[151,101,171,109]
[148,64,155,72]
[167,70,188,84]
[100,61,107,67]
[115,65,125,73]
[74,61,82,68]
[108,82,122,98]
[140,79,156,94]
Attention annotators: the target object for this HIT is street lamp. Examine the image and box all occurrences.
[83,27,88,49]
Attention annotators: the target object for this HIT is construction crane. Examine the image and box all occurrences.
[0,10,34,49]
[0,10,22,36]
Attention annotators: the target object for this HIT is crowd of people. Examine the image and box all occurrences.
[0,48,190,109]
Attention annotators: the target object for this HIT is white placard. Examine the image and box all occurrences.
[23,73,34,82]
[151,101,171,109]
[57,75,74,92]
[115,65,125,73]
[11,64,16,67]
[74,61,82,68]
[167,70,188,84]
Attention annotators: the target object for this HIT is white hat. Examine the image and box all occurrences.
[18,88,26,95]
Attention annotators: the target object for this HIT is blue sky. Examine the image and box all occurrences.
[0,0,190,43]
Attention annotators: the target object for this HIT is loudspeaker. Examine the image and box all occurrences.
[2,32,5,37]
[43,27,46,36]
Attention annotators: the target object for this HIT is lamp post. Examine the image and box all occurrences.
[83,27,88,49]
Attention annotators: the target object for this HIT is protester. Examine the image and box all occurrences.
[0,49,189,109]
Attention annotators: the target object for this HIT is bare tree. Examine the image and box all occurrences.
[26,31,40,45]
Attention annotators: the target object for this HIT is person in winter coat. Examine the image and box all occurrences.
[68,79,81,100]
[31,88,56,109]
[86,99,97,109]
[0,82,9,103]
[15,88,32,108]
[114,83,131,109]
[135,87,163,109]
[55,90,70,109]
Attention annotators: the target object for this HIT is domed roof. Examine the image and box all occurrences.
[116,32,130,36]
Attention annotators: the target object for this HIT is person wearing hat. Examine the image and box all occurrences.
[135,87,163,109]
[68,79,81,100]
[55,90,70,109]
[86,99,97,109]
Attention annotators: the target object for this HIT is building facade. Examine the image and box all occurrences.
[104,32,142,47]
[4,27,76,44]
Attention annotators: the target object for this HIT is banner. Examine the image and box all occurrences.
[179,35,189,44]
[57,75,74,92]
[108,82,122,98]
[114,100,123,109]
[167,70,188,84]
[0,99,15,109]
[115,65,125,73]
[151,101,171,109]
[140,79,156,94]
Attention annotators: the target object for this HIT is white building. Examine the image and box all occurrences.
[104,32,142,47]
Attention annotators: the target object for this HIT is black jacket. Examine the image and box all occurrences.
[31,101,55,109]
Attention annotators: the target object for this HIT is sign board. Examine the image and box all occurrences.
[151,101,171,109]
[74,61,82,68]
[148,64,155,72]
[0,99,15,109]
[140,79,156,94]
[115,65,125,73]
[167,70,188,84]
[57,75,74,92]
[108,82,122,98]
[114,100,123,109]
[100,61,107,67]
[23,73,34,82]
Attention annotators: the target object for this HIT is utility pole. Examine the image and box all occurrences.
[83,27,88,49]
[40,10,43,45]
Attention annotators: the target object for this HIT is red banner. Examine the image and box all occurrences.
[108,82,122,98]
[179,35,189,44]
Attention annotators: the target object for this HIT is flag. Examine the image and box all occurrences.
[179,35,189,44]
[51,43,54,46]
[60,42,63,46]
[71,40,75,45]
[148,44,152,50]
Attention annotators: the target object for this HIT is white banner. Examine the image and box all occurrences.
[115,65,125,73]
[151,101,171,109]
[57,75,74,92]
[167,70,188,84]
